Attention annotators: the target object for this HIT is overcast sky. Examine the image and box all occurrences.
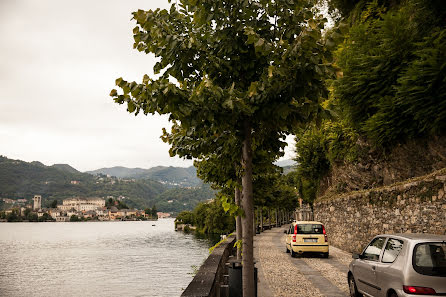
[0,0,295,172]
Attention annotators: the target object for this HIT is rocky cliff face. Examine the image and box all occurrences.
[319,135,446,198]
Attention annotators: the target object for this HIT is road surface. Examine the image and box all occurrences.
[254,226,352,297]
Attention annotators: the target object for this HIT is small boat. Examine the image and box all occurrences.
[152,224,156,226]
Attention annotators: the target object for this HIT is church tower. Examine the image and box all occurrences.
[33,195,42,210]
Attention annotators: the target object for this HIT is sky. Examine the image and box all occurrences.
[0,0,295,172]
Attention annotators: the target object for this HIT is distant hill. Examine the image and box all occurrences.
[275,159,296,167]
[86,166,147,178]
[87,165,200,187]
[282,165,295,175]
[51,164,80,174]
[0,156,212,214]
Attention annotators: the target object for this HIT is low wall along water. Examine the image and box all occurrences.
[314,169,446,254]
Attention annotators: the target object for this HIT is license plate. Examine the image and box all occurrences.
[304,238,317,242]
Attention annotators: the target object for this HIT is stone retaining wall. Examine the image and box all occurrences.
[314,169,446,254]
[181,235,236,297]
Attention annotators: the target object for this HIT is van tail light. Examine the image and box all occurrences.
[322,225,328,242]
[292,235,296,242]
[403,286,436,295]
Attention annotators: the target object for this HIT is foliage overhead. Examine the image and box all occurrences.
[111,0,335,160]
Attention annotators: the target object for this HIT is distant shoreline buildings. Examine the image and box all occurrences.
[1,195,159,222]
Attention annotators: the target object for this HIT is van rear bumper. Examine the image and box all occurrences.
[291,244,329,253]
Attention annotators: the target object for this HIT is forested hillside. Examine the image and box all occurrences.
[0,156,213,213]
[289,0,446,203]
[87,165,200,187]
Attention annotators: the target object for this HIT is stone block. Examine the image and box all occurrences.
[439,189,444,199]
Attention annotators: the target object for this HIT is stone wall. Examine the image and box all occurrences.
[181,235,236,297]
[314,168,446,254]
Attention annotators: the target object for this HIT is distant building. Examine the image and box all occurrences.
[32,195,42,210]
[157,212,171,219]
[56,216,70,222]
[58,197,105,211]
[70,181,80,185]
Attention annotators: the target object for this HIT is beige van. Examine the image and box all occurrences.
[285,221,329,258]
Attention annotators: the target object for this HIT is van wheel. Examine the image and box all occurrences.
[323,252,329,258]
[348,274,362,297]
[389,292,398,297]
[286,246,290,253]
[291,249,296,258]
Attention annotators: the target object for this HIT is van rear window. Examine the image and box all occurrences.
[296,224,324,234]
[413,243,446,276]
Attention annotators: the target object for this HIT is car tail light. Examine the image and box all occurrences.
[322,225,328,242]
[403,286,436,295]
[293,224,298,242]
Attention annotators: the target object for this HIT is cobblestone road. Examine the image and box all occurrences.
[254,226,352,297]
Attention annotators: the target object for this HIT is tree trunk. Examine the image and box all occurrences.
[275,208,278,227]
[253,209,256,236]
[268,208,271,229]
[235,187,242,260]
[241,120,254,297]
[260,208,263,232]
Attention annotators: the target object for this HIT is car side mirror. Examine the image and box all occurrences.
[352,253,360,259]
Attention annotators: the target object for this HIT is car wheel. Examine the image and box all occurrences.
[291,248,296,258]
[323,252,329,258]
[348,274,362,297]
[389,292,398,297]
[286,245,290,253]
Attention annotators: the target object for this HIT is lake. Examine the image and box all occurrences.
[0,219,212,297]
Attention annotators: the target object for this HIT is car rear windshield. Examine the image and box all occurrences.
[413,242,446,276]
[296,224,324,234]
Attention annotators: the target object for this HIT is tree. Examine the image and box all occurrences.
[111,1,333,294]
[6,209,21,222]
[151,205,158,218]
[175,210,194,225]
[70,215,80,222]
[39,213,54,222]
[50,200,57,208]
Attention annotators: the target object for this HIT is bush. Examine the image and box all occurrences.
[293,120,358,202]
[334,0,446,146]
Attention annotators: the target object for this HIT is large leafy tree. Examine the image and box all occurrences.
[111,0,332,294]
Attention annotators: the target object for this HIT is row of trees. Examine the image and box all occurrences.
[111,0,335,294]
[109,0,446,294]
[0,208,54,222]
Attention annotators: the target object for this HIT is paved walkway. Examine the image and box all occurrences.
[254,226,352,297]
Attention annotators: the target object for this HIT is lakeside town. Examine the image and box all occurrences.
[0,195,171,222]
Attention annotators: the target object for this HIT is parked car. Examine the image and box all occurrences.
[284,220,329,258]
[348,233,446,297]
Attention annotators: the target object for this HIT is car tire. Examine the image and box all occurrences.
[348,274,362,297]
[389,292,398,297]
[291,248,296,258]
[323,252,329,258]
[286,245,290,253]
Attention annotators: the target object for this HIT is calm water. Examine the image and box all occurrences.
[0,219,212,297]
